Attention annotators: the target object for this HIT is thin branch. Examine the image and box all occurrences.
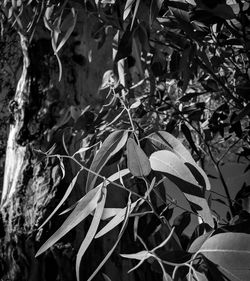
[195,57,242,109]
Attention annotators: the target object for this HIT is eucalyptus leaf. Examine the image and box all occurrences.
[86,130,128,192]
[39,169,82,229]
[199,232,250,271]
[127,138,151,177]
[76,186,107,281]
[120,250,151,261]
[36,184,102,257]
[150,150,214,227]
[146,131,210,190]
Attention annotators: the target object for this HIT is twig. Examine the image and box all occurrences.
[195,57,242,109]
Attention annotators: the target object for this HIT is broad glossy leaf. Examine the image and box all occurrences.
[86,130,128,192]
[127,138,151,177]
[150,151,214,227]
[146,131,210,190]
[146,131,196,164]
[150,150,198,185]
[36,184,102,257]
[76,187,107,281]
[199,232,250,278]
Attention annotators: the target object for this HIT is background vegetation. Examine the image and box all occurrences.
[0,0,250,280]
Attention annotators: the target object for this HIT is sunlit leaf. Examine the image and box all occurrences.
[120,250,151,260]
[127,138,151,177]
[58,156,65,179]
[102,273,112,281]
[36,184,102,257]
[130,100,141,109]
[95,200,138,238]
[131,0,140,30]
[76,186,107,281]
[123,0,135,20]
[73,142,100,157]
[39,169,82,229]
[86,130,128,192]
[60,169,130,216]
[199,233,250,280]
[86,195,132,281]
[146,131,210,190]
[150,150,214,227]
[146,131,196,164]
[56,8,77,53]
[150,150,198,185]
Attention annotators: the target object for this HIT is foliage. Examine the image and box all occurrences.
[1,0,250,281]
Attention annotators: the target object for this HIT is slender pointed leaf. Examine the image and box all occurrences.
[149,0,163,27]
[60,169,130,216]
[76,186,107,281]
[39,169,82,229]
[73,142,99,157]
[56,8,77,53]
[58,157,65,179]
[102,273,112,281]
[131,0,140,30]
[36,184,102,257]
[86,130,128,192]
[120,250,151,261]
[123,0,135,20]
[95,200,138,238]
[181,123,200,156]
[86,195,132,281]
[127,138,151,177]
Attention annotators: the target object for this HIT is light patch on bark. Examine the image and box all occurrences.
[1,33,30,207]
